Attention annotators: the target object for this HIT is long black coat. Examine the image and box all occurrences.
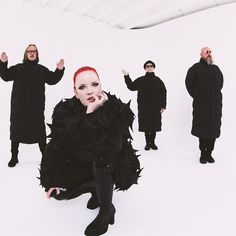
[124,72,167,132]
[185,59,223,139]
[39,94,142,199]
[0,60,64,143]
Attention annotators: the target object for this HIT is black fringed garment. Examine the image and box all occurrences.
[39,93,142,199]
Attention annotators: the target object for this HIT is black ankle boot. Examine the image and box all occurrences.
[85,162,115,235]
[8,153,19,167]
[199,151,207,164]
[206,150,215,163]
[85,203,115,235]
[150,143,158,150]
[87,192,99,210]
[144,144,150,150]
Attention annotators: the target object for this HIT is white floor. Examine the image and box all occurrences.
[0,126,235,236]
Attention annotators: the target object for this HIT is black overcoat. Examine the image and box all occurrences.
[39,94,142,199]
[0,60,64,143]
[124,72,167,132]
[185,59,223,139]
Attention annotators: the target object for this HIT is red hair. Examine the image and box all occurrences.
[73,66,100,86]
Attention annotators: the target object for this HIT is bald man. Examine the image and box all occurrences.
[185,47,223,164]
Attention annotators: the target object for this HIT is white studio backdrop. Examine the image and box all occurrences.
[0,1,236,236]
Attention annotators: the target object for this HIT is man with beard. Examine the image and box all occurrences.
[185,47,223,164]
[122,60,167,151]
[0,44,65,167]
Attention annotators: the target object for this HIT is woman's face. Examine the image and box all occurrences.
[74,70,102,106]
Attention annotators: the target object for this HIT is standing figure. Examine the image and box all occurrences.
[185,47,223,164]
[0,44,65,167]
[39,66,142,236]
[122,60,167,151]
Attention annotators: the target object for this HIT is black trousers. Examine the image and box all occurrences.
[199,138,216,151]
[145,131,156,144]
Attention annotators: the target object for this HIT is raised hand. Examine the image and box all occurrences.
[121,69,129,76]
[0,52,8,62]
[57,59,64,70]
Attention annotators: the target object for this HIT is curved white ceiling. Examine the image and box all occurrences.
[22,0,236,30]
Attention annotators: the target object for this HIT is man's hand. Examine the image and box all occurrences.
[122,69,129,76]
[0,52,8,62]
[57,59,64,70]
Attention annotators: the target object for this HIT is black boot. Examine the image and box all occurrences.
[8,141,19,167]
[144,132,151,150]
[87,191,99,210]
[85,162,115,236]
[144,144,150,150]
[149,143,158,150]
[8,152,19,167]
[149,132,158,150]
[199,151,207,164]
[206,150,215,163]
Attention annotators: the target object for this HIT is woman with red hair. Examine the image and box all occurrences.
[39,66,142,235]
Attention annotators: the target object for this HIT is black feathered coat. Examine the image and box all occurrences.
[0,60,64,143]
[124,72,167,132]
[39,94,142,199]
[185,59,223,139]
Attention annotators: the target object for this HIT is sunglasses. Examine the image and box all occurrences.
[145,64,154,68]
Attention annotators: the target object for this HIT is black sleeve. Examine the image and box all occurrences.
[185,66,196,98]
[124,75,139,91]
[44,67,65,85]
[0,61,17,82]
[160,80,167,109]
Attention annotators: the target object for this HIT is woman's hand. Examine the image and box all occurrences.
[86,92,108,114]
[47,187,60,199]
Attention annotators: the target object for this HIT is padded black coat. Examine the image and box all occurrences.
[0,60,64,143]
[185,59,223,139]
[124,72,167,132]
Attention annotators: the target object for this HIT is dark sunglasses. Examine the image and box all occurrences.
[145,64,154,68]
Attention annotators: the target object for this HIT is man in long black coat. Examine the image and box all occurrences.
[0,44,65,167]
[185,47,223,164]
[122,60,167,150]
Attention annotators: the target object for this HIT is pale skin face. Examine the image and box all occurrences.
[74,70,102,106]
[26,45,38,61]
[200,47,212,60]
[145,63,155,73]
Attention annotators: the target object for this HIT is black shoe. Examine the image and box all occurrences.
[8,157,19,167]
[87,194,99,210]
[144,144,150,150]
[85,204,115,236]
[207,155,215,163]
[150,143,158,150]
